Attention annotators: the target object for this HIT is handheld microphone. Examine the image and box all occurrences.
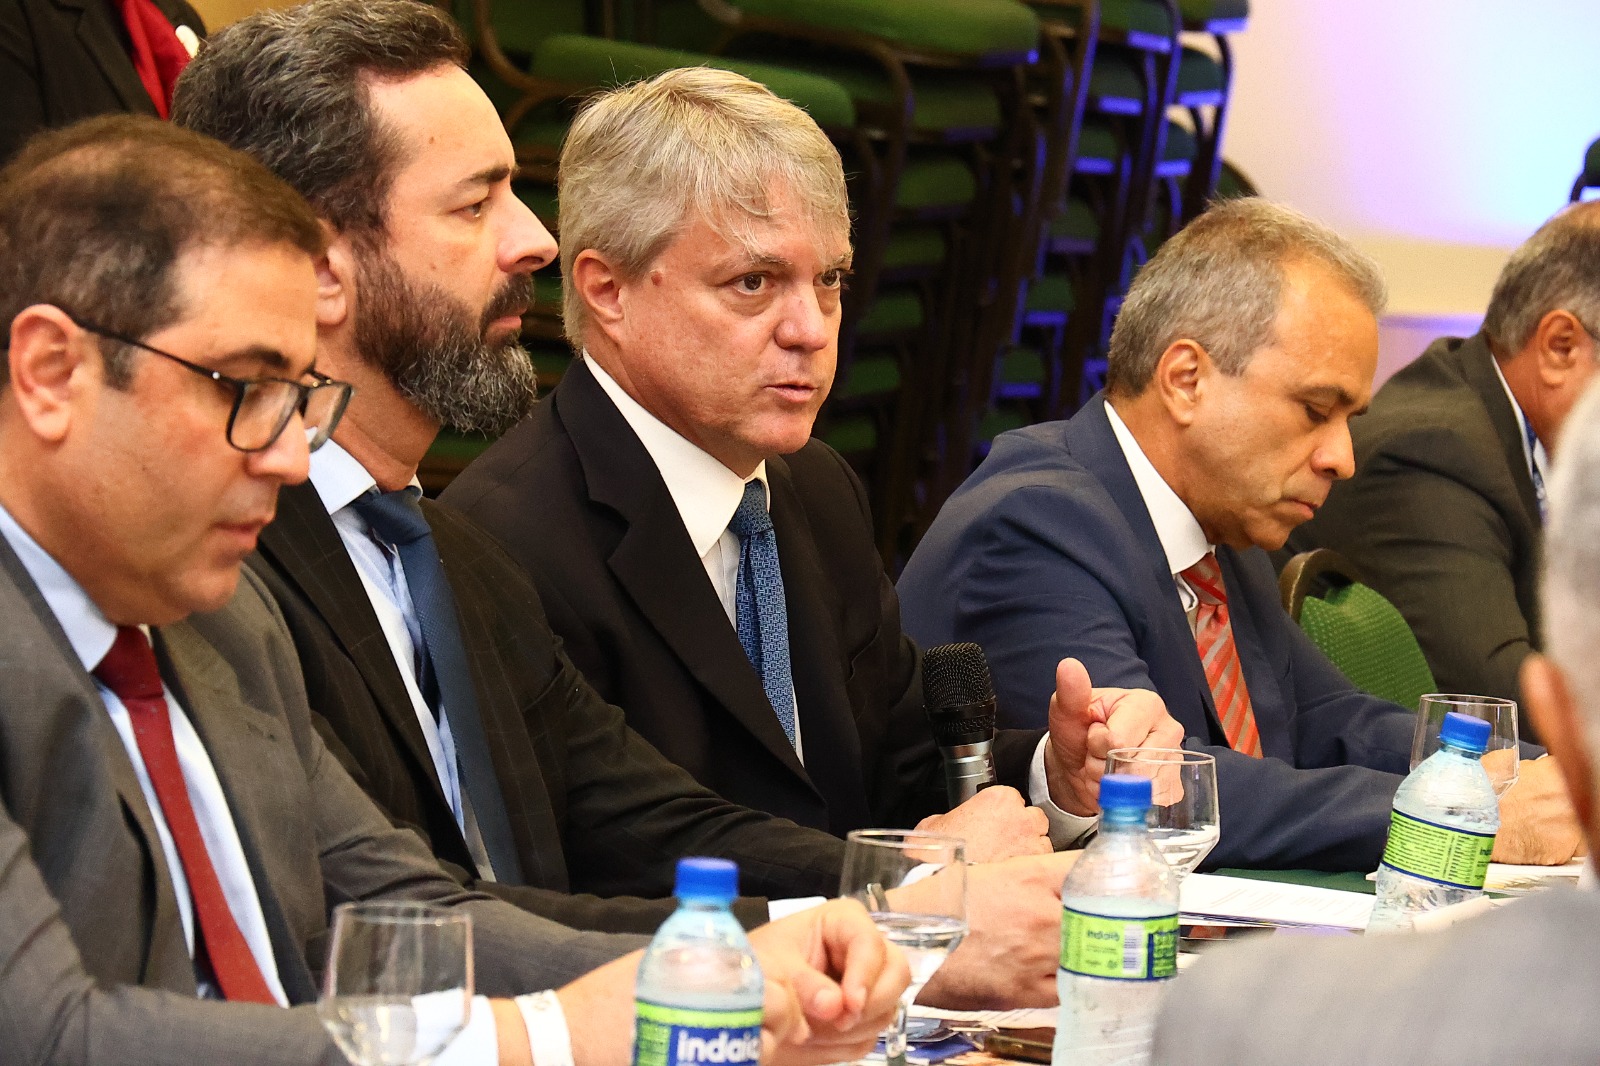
[921,642,999,807]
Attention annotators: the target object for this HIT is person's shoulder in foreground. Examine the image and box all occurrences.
[1156,371,1600,1066]
[1287,202,1600,707]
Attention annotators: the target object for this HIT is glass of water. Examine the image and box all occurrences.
[840,830,966,1066]
[319,901,473,1066]
[1105,748,1219,878]
[1412,694,1520,796]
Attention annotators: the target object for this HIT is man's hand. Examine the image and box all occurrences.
[916,786,1051,861]
[1044,658,1183,816]
[746,898,909,1066]
[1492,756,1585,864]
[916,851,1080,1009]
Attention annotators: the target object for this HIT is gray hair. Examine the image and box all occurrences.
[1539,374,1600,761]
[1482,201,1600,356]
[171,0,468,236]
[558,66,850,347]
[1106,198,1387,396]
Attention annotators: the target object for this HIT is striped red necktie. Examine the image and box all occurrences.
[1180,553,1263,757]
[93,626,279,1003]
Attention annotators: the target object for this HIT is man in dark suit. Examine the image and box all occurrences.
[1288,202,1600,708]
[174,1,857,935]
[898,198,1581,871]
[0,115,902,1066]
[444,66,1183,1004]
[1153,375,1600,1066]
[1,0,203,162]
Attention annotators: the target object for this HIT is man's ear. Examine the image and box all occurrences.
[1533,309,1588,387]
[6,305,95,444]
[1523,653,1596,838]
[316,221,353,331]
[1151,339,1209,428]
[570,249,627,337]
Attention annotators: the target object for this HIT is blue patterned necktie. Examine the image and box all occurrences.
[1524,416,1547,522]
[728,479,798,747]
[353,488,524,883]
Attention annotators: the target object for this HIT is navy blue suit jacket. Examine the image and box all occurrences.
[898,395,1415,870]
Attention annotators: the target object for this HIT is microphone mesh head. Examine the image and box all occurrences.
[922,643,997,744]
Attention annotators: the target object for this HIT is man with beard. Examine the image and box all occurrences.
[173,3,1119,1012]
[172,0,848,934]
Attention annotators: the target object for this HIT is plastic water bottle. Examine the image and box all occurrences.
[1367,711,1500,934]
[1054,774,1181,1066]
[633,858,763,1066]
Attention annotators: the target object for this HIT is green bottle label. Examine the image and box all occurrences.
[1059,906,1179,981]
[1379,809,1496,890]
[633,1001,763,1066]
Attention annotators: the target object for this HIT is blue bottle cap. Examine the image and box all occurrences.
[675,857,739,902]
[1439,712,1492,754]
[1099,773,1152,811]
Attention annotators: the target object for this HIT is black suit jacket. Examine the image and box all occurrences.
[1289,333,1542,708]
[250,480,845,933]
[0,0,203,162]
[442,359,1042,836]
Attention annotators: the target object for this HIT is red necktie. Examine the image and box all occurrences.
[114,0,192,119]
[93,626,278,1004]
[1180,554,1263,757]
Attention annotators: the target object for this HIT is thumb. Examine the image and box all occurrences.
[1051,657,1096,727]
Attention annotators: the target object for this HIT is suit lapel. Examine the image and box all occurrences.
[1214,549,1291,759]
[1454,334,1543,528]
[1068,397,1229,743]
[153,622,318,1003]
[767,456,871,831]
[51,0,160,114]
[555,361,814,783]
[255,482,450,808]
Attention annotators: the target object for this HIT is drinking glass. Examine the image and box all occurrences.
[839,830,967,1066]
[1411,694,1520,796]
[1105,748,1219,878]
[319,901,473,1066]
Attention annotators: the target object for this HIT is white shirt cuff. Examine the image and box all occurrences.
[767,896,828,921]
[1028,737,1099,849]
[432,994,500,1066]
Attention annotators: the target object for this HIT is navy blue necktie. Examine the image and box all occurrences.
[353,488,524,883]
[1524,416,1547,522]
[728,479,798,747]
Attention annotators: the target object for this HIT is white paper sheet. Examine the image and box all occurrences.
[1179,873,1375,930]
[910,1006,1057,1029]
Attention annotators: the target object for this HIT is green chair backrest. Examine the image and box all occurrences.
[1299,582,1437,711]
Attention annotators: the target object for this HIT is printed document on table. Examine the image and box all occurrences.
[1180,873,1375,930]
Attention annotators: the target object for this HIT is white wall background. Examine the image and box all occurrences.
[1222,0,1600,377]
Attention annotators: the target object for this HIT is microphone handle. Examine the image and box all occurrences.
[942,740,997,806]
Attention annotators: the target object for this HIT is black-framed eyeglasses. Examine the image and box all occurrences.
[67,314,353,453]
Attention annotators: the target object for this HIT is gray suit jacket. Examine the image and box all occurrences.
[1288,333,1542,708]
[1154,887,1600,1065]
[0,535,643,1066]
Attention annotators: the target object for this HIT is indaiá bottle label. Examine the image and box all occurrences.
[1059,906,1179,980]
[633,1002,763,1066]
[1379,810,1496,889]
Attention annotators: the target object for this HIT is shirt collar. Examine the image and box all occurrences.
[1104,402,1213,577]
[1490,356,1548,484]
[585,352,768,558]
[308,439,422,518]
[0,501,118,672]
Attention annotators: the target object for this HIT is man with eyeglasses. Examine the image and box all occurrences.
[0,115,904,1066]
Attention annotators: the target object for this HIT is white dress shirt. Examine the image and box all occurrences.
[0,503,288,1005]
[586,355,1094,847]
[1491,357,1549,503]
[309,442,469,833]
[1105,402,1215,630]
